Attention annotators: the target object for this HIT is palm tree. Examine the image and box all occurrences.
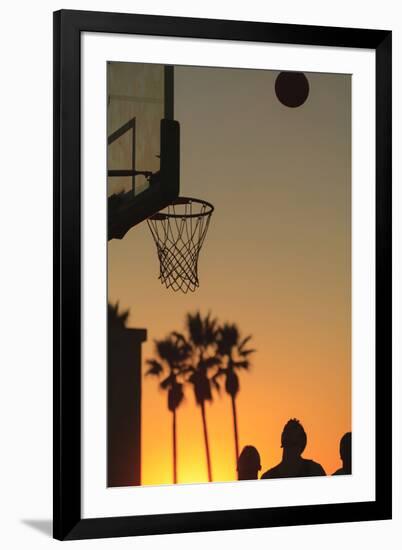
[146,333,191,484]
[215,323,255,471]
[182,312,220,482]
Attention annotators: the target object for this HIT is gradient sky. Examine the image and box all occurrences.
[108,64,351,485]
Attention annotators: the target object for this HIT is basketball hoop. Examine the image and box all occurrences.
[147,197,214,293]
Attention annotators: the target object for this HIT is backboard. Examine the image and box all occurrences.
[107,62,180,240]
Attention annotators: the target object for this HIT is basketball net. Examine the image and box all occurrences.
[147,197,214,293]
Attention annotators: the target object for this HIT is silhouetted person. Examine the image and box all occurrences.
[261,418,326,479]
[333,432,352,475]
[237,446,261,480]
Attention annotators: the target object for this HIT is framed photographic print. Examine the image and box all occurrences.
[53,9,392,541]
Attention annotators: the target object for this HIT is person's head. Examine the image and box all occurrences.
[281,418,307,457]
[237,445,261,480]
[339,432,352,471]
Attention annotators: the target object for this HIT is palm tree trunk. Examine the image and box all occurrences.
[231,395,239,470]
[200,402,212,482]
[172,410,177,484]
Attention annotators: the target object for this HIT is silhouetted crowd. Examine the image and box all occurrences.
[237,419,352,480]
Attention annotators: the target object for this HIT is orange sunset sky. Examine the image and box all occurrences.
[108,65,351,485]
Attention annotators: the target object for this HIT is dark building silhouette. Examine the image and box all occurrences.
[107,304,147,487]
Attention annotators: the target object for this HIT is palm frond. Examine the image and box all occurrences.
[145,359,163,376]
[203,356,221,368]
[186,311,203,346]
[186,311,219,349]
[181,365,195,375]
[171,331,189,346]
[160,373,175,389]
[238,335,252,351]
[239,348,256,357]
[211,371,222,393]
[233,360,250,370]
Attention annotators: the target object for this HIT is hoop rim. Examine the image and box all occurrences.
[148,196,214,220]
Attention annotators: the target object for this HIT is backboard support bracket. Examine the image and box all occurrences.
[108,118,180,240]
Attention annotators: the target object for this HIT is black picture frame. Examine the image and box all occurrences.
[53,9,392,541]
